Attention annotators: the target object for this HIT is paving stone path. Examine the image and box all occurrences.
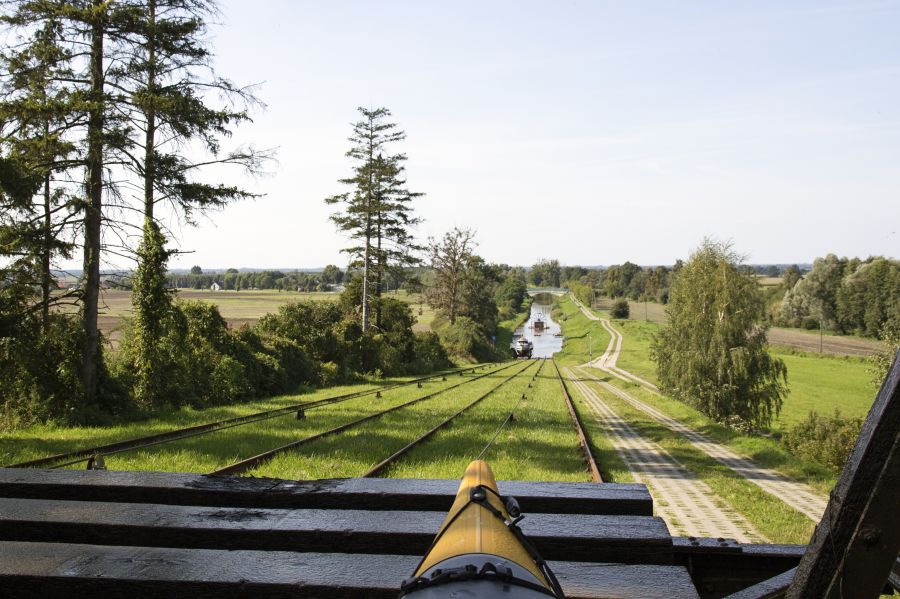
[570,296,829,522]
[565,367,765,542]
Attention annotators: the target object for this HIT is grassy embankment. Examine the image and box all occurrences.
[552,296,611,366]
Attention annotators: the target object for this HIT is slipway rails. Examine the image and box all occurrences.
[6,364,492,471]
[2,355,897,597]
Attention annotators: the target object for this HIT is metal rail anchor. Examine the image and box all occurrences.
[86,454,106,470]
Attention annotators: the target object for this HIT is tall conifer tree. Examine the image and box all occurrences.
[326,107,422,331]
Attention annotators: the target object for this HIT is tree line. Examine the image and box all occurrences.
[165,266,345,292]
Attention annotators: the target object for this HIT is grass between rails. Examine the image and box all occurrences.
[248,362,534,479]
[383,360,591,482]
[0,368,470,468]
[553,297,611,366]
[581,375,815,545]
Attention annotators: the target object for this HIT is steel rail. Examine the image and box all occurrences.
[360,360,538,478]
[552,359,602,482]
[209,361,523,476]
[8,365,485,469]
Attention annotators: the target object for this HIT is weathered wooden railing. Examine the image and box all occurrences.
[0,467,811,598]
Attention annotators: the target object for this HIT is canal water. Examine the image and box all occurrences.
[512,296,563,358]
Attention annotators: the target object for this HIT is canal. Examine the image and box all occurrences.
[512,295,563,358]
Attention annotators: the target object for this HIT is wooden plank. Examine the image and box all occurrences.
[0,467,652,515]
[0,541,700,599]
[0,497,673,564]
[787,352,900,598]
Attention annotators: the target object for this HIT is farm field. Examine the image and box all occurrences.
[57,288,436,342]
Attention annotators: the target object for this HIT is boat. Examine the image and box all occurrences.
[511,336,533,359]
[532,315,546,332]
[400,460,564,598]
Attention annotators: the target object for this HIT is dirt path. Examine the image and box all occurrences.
[564,367,765,542]
[569,295,829,521]
[572,297,658,389]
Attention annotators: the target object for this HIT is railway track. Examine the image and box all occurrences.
[210,361,525,476]
[551,359,602,482]
[360,360,539,477]
[8,365,487,470]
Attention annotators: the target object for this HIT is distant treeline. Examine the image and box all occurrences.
[167,265,345,291]
[545,254,898,341]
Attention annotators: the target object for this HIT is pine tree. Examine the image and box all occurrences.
[326,107,422,331]
[115,0,266,404]
[651,239,788,428]
[0,15,79,330]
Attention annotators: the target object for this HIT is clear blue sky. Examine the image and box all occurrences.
[162,0,899,269]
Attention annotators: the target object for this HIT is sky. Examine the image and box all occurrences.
[152,0,899,270]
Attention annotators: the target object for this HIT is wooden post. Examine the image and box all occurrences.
[786,350,900,598]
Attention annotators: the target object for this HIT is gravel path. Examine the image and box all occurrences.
[570,295,828,522]
[565,367,765,542]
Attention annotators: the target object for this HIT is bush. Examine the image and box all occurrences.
[783,410,863,472]
[610,298,630,319]
[436,317,495,362]
[1,313,91,427]
[411,332,451,373]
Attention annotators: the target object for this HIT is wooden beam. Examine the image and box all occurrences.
[787,351,900,598]
[0,468,652,515]
[0,497,673,564]
[0,541,700,599]
[722,568,795,599]
[672,539,805,596]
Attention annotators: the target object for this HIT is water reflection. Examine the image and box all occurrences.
[512,300,563,358]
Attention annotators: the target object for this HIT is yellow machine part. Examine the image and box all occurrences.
[414,460,550,588]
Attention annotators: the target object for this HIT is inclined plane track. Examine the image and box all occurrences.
[211,360,531,476]
[8,365,488,470]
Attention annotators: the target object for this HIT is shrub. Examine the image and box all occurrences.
[436,317,495,362]
[783,410,863,472]
[411,332,451,373]
[0,313,92,427]
[610,298,630,319]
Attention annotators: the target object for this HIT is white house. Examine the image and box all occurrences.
[210,282,221,291]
